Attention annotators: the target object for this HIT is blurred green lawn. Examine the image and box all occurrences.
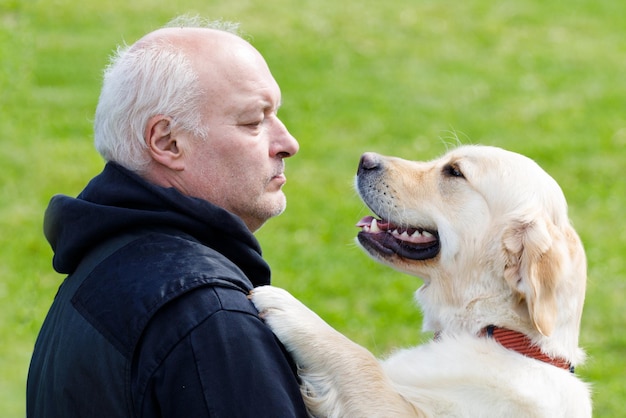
[2,0,624,416]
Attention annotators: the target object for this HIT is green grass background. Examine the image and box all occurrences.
[2,0,624,416]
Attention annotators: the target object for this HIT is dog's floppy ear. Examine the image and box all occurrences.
[502,215,563,336]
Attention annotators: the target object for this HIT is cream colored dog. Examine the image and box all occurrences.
[252,145,591,417]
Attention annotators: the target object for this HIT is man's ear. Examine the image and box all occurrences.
[144,115,184,170]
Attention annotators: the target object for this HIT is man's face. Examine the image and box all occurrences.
[178,34,299,232]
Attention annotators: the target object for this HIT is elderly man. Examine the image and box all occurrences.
[27,17,308,417]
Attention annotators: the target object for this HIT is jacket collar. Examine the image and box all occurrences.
[45,162,270,284]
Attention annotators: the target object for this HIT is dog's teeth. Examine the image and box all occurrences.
[391,229,400,236]
[411,231,421,238]
[370,219,381,233]
[422,230,434,238]
[401,231,410,239]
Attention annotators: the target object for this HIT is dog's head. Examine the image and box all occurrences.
[355,145,586,360]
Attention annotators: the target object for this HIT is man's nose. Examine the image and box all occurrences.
[272,117,299,158]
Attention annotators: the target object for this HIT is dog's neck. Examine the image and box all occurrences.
[434,325,574,373]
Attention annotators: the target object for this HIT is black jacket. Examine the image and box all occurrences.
[27,163,308,417]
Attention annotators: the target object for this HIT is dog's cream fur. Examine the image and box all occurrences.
[252,145,591,417]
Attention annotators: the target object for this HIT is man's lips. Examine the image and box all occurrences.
[272,162,286,184]
[270,173,287,188]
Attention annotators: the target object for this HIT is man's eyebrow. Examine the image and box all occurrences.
[270,97,283,112]
[237,95,282,115]
[260,98,282,113]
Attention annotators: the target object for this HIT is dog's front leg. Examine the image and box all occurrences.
[251,286,422,418]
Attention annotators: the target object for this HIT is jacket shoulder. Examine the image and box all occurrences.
[72,232,254,358]
[134,284,309,417]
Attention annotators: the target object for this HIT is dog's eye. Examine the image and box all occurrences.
[443,163,465,179]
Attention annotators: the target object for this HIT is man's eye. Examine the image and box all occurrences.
[243,120,263,128]
[240,120,263,129]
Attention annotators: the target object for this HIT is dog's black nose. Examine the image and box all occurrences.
[358,152,381,174]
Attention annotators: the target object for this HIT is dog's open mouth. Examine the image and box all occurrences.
[356,216,440,260]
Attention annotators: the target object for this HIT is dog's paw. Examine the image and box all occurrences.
[251,285,321,329]
[250,285,300,316]
[251,286,329,363]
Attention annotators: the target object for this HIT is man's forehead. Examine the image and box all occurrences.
[202,59,281,112]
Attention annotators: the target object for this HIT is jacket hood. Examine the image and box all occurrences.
[44,162,270,283]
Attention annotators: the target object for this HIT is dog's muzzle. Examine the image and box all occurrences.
[355,153,440,261]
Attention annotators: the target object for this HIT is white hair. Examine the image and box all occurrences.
[94,16,241,173]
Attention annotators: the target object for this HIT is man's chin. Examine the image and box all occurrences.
[246,194,287,232]
[269,193,287,217]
